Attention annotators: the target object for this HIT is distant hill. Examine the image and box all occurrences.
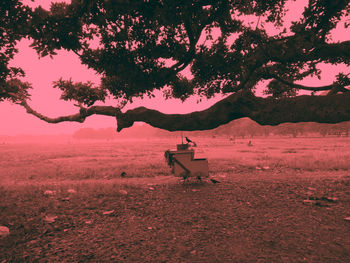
[2,118,349,142]
[72,125,174,139]
[72,118,350,139]
[0,134,72,143]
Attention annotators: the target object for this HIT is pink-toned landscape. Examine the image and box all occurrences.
[1,0,350,262]
[1,133,350,262]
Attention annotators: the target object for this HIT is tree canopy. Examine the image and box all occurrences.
[1,0,350,131]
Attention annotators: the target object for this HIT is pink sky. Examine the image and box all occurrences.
[0,0,348,135]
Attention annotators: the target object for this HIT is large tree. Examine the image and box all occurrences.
[1,0,350,132]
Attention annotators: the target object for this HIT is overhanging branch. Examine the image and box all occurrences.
[272,75,334,91]
[116,91,350,131]
[19,100,117,123]
[271,75,350,94]
[16,91,350,133]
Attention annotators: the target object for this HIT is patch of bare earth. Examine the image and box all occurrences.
[1,172,350,262]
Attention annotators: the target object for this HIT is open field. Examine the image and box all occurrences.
[1,137,350,262]
[2,136,350,183]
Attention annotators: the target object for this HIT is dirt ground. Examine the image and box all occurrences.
[1,138,350,262]
[1,171,350,262]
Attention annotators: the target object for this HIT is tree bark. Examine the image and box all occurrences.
[116,91,350,131]
[19,91,350,132]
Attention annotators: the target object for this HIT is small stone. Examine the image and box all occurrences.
[119,190,128,195]
[148,187,155,191]
[85,220,93,224]
[263,166,270,170]
[190,250,196,255]
[67,189,77,194]
[255,166,262,170]
[344,217,350,221]
[44,215,58,223]
[0,226,10,238]
[192,189,199,192]
[323,197,338,202]
[103,210,115,215]
[44,190,56,196]
[147,227,153,230]
[28,239,38,245]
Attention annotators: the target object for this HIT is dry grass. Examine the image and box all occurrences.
[201,137,350,172]
[1,137,350,262]
[1,137,350,184]
[0,139,170,183]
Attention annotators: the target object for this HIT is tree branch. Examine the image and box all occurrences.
[263,37,350,65]
[15,90,350,133]
[116,91,350,131]
[272,75,334,91]
[311,41,350,63]
[270,75,350,95]
[169,19,204,73]
[19,100,117,123]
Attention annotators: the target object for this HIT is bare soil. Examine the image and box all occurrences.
[1,171,350,262]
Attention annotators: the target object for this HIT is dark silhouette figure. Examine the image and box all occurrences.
[185,136,193,143]
[185,136,197,146]
[120,171,127,177]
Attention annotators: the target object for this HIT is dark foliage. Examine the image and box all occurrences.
[0,0,349,130]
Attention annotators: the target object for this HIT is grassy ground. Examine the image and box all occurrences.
[1,137,350,262]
